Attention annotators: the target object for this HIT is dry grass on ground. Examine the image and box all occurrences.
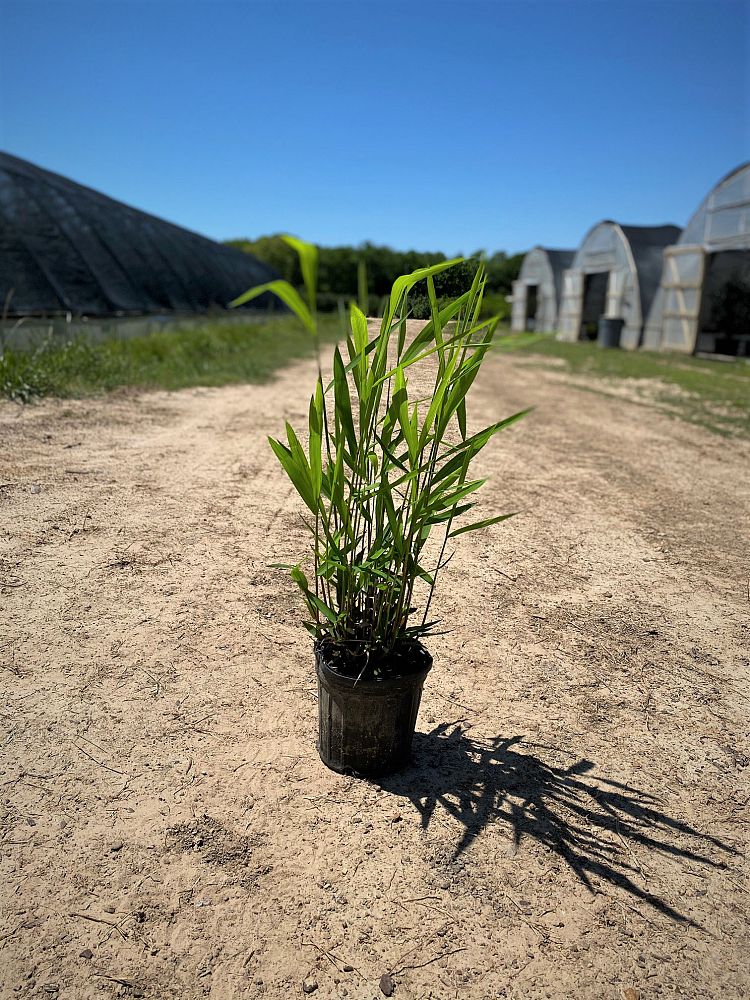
[1,340,748,999]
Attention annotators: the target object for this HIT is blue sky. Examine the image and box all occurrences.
[1,0,747,254]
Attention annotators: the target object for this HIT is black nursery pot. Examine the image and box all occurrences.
[315,642,433,777]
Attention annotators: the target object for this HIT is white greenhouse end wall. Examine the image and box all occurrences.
[511,247,575,332]
[556,222,680,348]
[644,163,750,354]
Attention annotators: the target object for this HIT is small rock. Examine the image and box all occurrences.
[79,948,93,960]
[342,965,354,973]
[103,905,115,914]
[109,841,124,853]
[379,972,395,996]
[603,591,613,598]
[302,979,318,994]
[43,986,59,994]
[30,484,42,495]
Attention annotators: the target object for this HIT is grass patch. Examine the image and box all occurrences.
[0,315,342,402]
[494,332,750,437]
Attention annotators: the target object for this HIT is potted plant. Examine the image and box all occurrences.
[232,237,528,776]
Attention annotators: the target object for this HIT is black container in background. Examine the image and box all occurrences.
[315,644,432,776]
[597,317,625,348]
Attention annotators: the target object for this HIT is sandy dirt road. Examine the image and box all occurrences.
[1,344,748,1000]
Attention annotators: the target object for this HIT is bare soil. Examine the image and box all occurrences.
[1,342,748,1000]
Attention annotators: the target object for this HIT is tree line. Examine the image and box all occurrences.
[226,235,523,320]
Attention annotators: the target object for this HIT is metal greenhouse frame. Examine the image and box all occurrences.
[643,162,750,355]
[556,222,681,349]
[0,152,279,317]
[511,247,575,332]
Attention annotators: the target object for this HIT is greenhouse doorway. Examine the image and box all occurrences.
[580,271,609,340]
[525,284,539,329]
[696,251,750,356]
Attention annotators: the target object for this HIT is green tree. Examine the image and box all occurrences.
[227,236,522,317]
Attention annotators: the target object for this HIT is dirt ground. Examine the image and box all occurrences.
[1,340,748,1000]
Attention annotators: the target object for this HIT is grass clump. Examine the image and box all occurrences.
[495,332,750,437]
[0,315,342,402]
[234,237,527,678]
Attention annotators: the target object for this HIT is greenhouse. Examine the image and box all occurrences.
[510,247,575,332]
[643,162,750,355]
[556,221,681,349]
[0,152,278,317]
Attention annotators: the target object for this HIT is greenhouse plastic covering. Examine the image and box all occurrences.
[0,152,280,316]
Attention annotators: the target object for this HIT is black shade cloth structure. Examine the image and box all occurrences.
[556,222,681,349]
[0,152,280,317]
[643,162,750,354]
[510,247,575,332]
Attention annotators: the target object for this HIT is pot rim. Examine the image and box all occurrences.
[315,639,432,693]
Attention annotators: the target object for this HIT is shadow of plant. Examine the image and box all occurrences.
[375,723,736,924]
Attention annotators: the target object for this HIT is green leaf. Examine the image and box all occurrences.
[290,565,310,591]
[426,502,473,525]
[268,434,316,513]
[394,366,417,465]
[382,488,405,554]
[281,235,318,314]
[307,591,340,623]
[350,303,369,357]
[349,304,370,407]
[457,397,467,439]
[382,258,463,333]
[400,291,472,365]
[308,379,323,500]
[433,478,485,510]
[231,280,315,334]
[449,512,519,538]
[333,346,357,461]
[375,326,494,387]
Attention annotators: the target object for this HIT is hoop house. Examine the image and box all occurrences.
[643,163,750,355]
[0,152,279,317]
[557,222,680,348]
[511,247,575,332]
